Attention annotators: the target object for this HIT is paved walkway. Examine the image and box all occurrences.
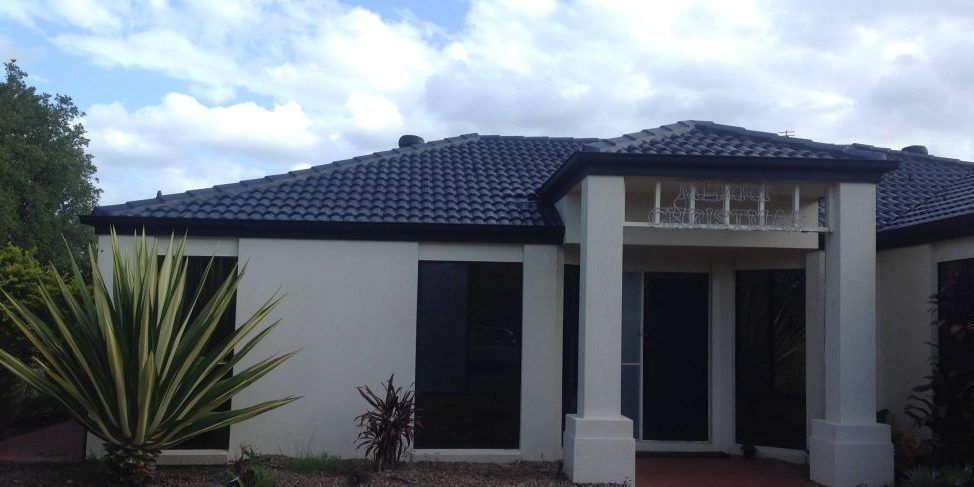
[637,457,818,487]
[0,420,84,463]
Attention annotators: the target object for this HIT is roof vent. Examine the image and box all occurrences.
[901,145,928,155]
[398,134,425,148]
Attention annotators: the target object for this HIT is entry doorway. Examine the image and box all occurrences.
[622,272,710,442]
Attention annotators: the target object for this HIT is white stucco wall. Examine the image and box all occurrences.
[876,244,934,430]
[876,235,974,432]
[232,239,564,459]
[87,235,565,461]
[519,245,565,461]
[229,238,420,458]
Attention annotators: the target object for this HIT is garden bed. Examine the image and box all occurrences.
[0,459,621,486]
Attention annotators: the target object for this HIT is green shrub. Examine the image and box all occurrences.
[0,242,70,436]
[229,446,279,487]
[901,465,974,487]
[906,291,974,465]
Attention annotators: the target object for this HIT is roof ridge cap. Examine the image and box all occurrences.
[474,134,600,144]
[582,121,698,152]
[851,142,971,167]
[93,133,484,214]
[697,122,887,160]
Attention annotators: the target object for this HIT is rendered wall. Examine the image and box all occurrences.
[230,238,421,458]
[876,235,974,431]
[876,244,934,430]
[87,235,564,461]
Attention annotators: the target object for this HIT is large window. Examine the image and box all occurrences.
[735,269,805,449]
[415,261,523,449]
[171,256,237,450]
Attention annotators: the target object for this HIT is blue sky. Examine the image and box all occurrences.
[2,1,973,205]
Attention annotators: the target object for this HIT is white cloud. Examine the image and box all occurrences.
[345,92,403,131]
[3,0,974,203]
[85,93,319,164]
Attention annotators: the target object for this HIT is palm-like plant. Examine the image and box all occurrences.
[0,230,299,486]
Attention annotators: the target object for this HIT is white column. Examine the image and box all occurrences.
[805,251,826,440]
[710,254,736,453]
[809,183,893,486]
[563,176,635,485]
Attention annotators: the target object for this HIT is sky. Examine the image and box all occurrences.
[2,0,973,205]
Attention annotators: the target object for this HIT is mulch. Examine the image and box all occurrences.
[0,461,619,486]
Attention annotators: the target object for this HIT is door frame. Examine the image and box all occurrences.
[622,255,728,454]
[637,271,712,444]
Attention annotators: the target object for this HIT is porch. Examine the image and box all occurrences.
[543,164,897,486]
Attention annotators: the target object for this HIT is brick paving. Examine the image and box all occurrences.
[637,457,818,487]
[0,420,84,463]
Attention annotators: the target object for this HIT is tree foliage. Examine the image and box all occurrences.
[0,59,100,272]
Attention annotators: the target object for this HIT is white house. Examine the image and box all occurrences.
[82,121,974,486]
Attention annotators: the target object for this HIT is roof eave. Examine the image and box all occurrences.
[537,152,900,203]
[79,214,565,245]
[877,213,974,250]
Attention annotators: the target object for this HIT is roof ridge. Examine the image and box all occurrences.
[478,134,599,143]
[93,133,484,215]
[582,120,699,152]
[850,142,970,168]
[693,121,887,160]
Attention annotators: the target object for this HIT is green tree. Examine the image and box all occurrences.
[0,243,69,436]
[0,59,100,272]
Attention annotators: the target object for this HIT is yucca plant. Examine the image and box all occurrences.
[0,230,299,486]
[354,374,417,472]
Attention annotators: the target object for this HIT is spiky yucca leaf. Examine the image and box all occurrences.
[0,229,298,484]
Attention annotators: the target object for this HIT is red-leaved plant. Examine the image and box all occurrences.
[354,374,418,471]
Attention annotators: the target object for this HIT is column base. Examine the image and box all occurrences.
[808,420,893,487]
[563,414,635,485]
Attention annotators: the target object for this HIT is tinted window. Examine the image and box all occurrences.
[171,256,237,450]
[937,260,974,381]
[415,261,522,449]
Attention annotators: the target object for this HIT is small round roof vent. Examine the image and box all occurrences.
[901,145,928,155]
[398,134,425,148]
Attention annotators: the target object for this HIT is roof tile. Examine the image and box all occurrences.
[89,121,974,233]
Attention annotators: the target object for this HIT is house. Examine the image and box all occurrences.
[80,121,974,486]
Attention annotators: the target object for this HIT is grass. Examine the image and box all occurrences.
[250,465,279,487]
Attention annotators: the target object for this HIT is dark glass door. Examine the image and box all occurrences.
[735,269,805,449]
[414,261,523,449]
[642,273,710,441]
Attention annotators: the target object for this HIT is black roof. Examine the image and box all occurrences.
[84,121,974,247]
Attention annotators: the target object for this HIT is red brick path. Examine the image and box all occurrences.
[637,457,819,487]
[0,420,85,463]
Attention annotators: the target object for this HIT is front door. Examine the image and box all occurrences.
[621,272,710,442]
[643,273,710,441]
